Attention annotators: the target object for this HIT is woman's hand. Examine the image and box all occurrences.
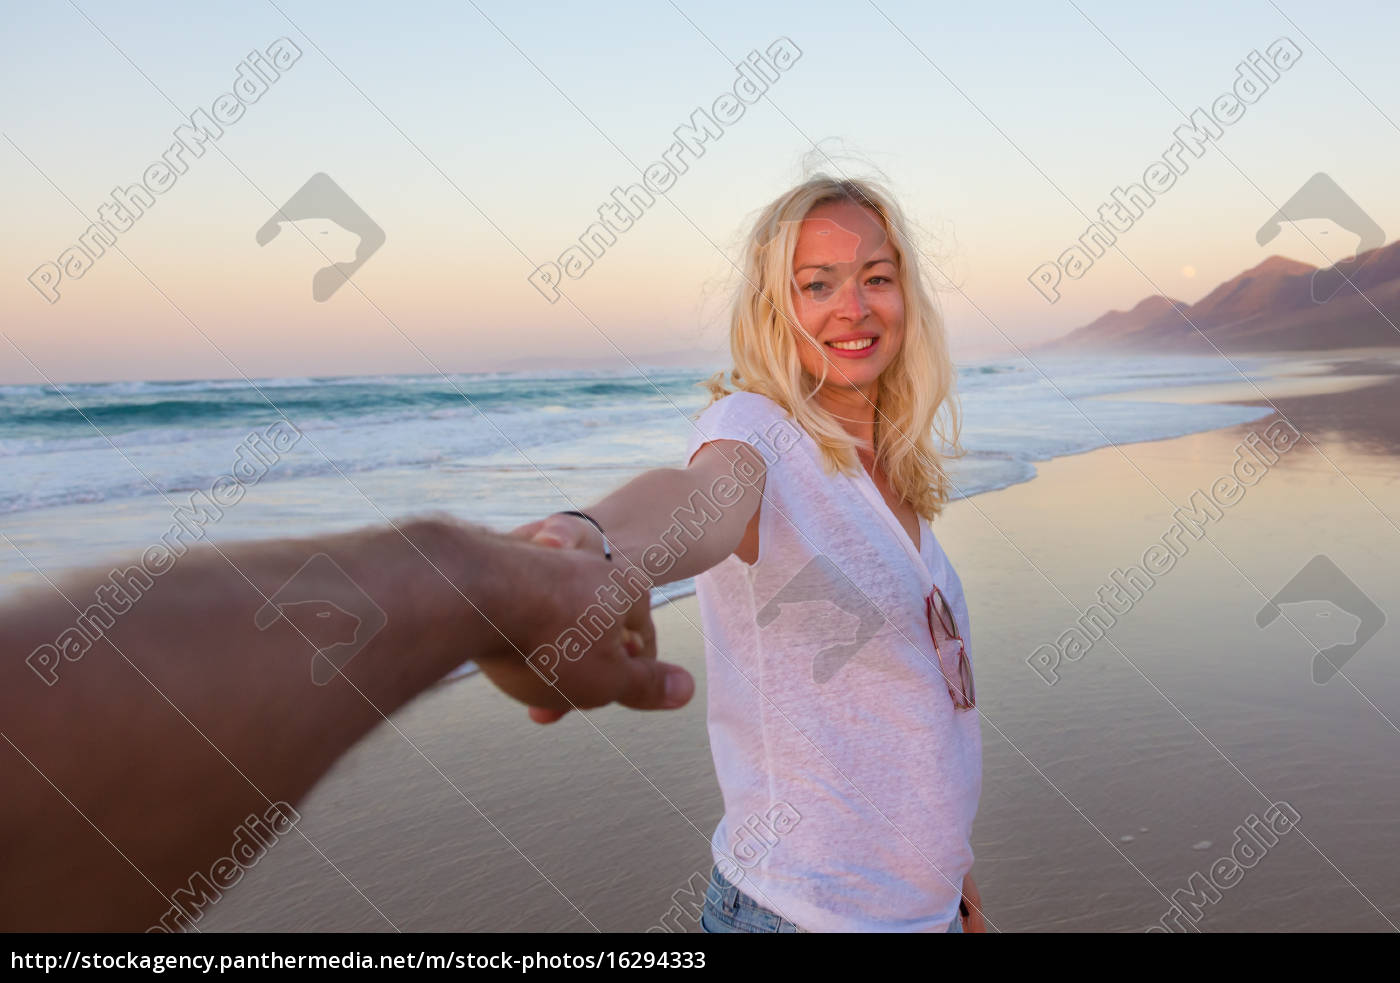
[960,871,985,933]
[512,513,607,557]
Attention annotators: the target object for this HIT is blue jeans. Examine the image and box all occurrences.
[699,864,962,933]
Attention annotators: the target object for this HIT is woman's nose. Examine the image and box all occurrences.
[833,278,869,320]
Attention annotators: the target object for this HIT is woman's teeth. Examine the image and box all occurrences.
[828,338,875,350]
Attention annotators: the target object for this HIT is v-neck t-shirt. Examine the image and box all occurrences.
[684,391,983,933]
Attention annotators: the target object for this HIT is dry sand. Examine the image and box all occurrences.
[202,353,1400,933]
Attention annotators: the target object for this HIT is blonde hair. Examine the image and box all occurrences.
[703,175,962,518]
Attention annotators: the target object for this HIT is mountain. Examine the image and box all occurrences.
[1039,295,1185,352]
[1043,241,1400,353]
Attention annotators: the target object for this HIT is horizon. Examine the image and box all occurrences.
[0,347,1046,388]
[5,236,1392,386]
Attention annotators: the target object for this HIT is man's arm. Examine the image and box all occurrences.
[0,516,691,931]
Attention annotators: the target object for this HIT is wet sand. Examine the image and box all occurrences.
[202,353,1400,933]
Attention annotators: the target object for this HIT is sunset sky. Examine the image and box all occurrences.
[3,0,1397,383]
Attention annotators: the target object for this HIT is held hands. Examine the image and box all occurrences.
[514,512,609,557]
[496,513,693,724]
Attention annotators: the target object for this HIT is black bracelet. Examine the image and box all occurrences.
[556,510,612,561]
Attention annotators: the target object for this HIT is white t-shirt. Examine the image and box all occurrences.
[684,391,982,933]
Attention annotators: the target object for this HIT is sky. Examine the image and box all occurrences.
[2,0,1397,383]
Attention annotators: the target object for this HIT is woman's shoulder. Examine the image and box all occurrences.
[695,390,791,430]
[687,390,803,463]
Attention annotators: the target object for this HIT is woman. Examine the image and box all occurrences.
[517,176,983,933]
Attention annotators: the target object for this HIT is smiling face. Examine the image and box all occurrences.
[789,199,905,402]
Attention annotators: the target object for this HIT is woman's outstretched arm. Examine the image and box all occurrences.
[511,441,766,724]
[518,439,767,588]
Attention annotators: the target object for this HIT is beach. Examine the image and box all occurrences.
[183,350,1400,933]
[7,0,1397,939]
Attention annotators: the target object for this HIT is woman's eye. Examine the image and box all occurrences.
[803,281,828,294]
[867,275,891,286]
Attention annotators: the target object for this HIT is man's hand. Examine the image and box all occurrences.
[481,523,689,723]
[960,871,985,933]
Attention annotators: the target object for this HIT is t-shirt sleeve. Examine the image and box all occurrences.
[683,392,787,467]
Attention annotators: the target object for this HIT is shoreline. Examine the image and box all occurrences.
[1091,346,1400,408]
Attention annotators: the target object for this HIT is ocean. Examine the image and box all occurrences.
[0,353,1272,605]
